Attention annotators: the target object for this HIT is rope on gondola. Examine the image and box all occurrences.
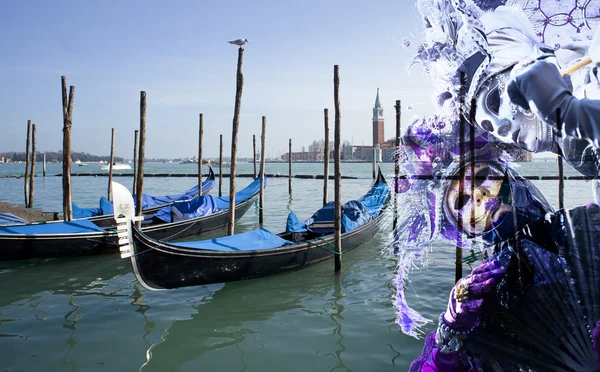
[456,249,481,270]
[132,247,152,256]
[308,237,342,255]
[155,220,200,241]
[87,238,121,246]
[249,199,263,210]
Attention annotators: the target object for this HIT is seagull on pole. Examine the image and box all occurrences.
[228,39,249,47]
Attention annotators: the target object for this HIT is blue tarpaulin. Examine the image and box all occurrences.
[151,176,263,223]
[153,195,220,223]
[285,212,307,233]
[340,200,373,232]
[0,220,106,235]
[170,228,290,251]
[140,182,206,209]
[72,196,112,218]
[0,213,29,226]
[358,180,390,217]
[215,176,264,210]
[305,201,373,234]
[299,179,389,234]
[72,174,215,219]
[100,196,114,215]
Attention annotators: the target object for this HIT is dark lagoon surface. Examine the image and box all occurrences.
[0,161,592,371]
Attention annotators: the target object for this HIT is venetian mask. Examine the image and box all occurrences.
[473,68,551,153]
[444,162,509,236]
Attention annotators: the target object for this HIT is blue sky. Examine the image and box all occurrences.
[0,0,433,159]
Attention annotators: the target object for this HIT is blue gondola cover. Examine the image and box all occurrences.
[0,220,106,235]
[153,195,220,223]
[73,176,215,219]
[0,213,29,226]
[302,180,389,234]
[152,177,263,223]
[215,177,264,210]
[170,228,291,251]
[286,212,308,233]
[358,181,390,217]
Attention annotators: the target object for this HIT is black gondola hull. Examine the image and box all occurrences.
[130,212,382,290]
[0,232,118,261]
[0,198,255,261]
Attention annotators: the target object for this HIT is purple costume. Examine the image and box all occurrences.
[393,0,600,370]
[410,204,600,370]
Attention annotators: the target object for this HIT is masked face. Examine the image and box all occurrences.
[444,162,508,236]
[473,69,545,152]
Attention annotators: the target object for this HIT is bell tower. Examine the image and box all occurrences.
[372,88,384,146]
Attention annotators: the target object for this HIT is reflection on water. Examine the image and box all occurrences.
[0,162,594,371]
[326,274,347,371]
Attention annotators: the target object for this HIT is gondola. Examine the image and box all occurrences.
[114,170,390,290]
[77,166,216,229]
[0,175,262,261]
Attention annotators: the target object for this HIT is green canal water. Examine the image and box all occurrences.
[0,161,591,371]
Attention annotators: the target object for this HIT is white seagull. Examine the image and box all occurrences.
[228,38,249,46]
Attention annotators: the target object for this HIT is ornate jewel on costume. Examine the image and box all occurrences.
[454,281,470,302]
[435,312,480,353]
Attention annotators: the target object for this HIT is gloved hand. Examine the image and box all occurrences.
[507,60,573,119]
[443,260,505,332]
[508,60,600,145]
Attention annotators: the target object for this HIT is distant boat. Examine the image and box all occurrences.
[75,159,88,166]
[99,163,131,171]
[210,160,231,167]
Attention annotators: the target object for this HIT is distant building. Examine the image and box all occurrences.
[350,89,396,162]
[373,88,385,147]
[347,89,532,162]
[280,151,322,161]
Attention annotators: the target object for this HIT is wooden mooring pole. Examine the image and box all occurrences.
[28,124,37,208]
[24,120,31,207]
[253,134,257,178]
[133,130,139,195]
[198,113,204,195]
[469,98,476,257]
[219,134,223,197]
[323,108,330,206]
[393,100,401,231]
[288,138,292,195]
[228,46,244,236]
[259,116,266,225]
[556,108,565,210]
[108,128,115,201]
[455,72,465,283]
[333,65,342,271]
[43,153,47,178]
[375,144,380,172]
[135,91,147,229]
[62,76,75,222]
[372,148,376,179]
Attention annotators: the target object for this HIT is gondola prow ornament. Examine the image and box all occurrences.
[112,181,144,259]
